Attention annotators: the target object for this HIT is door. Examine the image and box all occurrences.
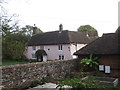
[37,56,43,62]
[40,56,43,62]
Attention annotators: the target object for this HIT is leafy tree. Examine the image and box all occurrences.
[77,25,98,37]
[21,25,43,36]
[2,16,31,61]
[21,25,33,36]
[2,33,30,61]
[1,1,31,61]
[1,14,19,35]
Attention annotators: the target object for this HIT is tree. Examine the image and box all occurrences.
[21,25,43,36]
[77,25,98,37]
[2,15,31,61]
[1,14,20,35]
[21,25,33,36]
[2,32,31,61]
[1,1,32,61]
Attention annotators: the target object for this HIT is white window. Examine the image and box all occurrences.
[40,45,44,50]
[99,65,104,71]
[32,54,36,59]
[59,55,64,60]
[68,47,70,51]
[58,45,62,50]
[32,46,36,50]
[105,66,110,73]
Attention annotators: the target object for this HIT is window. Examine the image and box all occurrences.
[68,47,70,51]
[59,55,64,60]
[99,65,104,71]
[58,45,62,50]
[32,46,36,50]
[32,54,36,59]
[40,45,44,50]
[105,66,110,73]
[59,55,61,60]
[62,55,64,60]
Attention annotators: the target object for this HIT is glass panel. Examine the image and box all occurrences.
[32,54,36,59]
[99,65,104,71]
[59,55,61,60]
[105,66,110,73]
[62,55,64,60]
[58,45,62,50]
[32,46,36,50]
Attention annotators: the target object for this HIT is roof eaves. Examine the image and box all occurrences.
[73,37,102,55]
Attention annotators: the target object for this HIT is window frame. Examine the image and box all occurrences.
[32,54,36,59]
[59,55,64,60]
[99,65,104,71]
[32,46,36,50]
[105,66,110,73]
[58,45,62,51]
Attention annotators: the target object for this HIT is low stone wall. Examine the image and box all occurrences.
[1,59,79,88]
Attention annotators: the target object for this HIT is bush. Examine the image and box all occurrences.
[58,77,106,88]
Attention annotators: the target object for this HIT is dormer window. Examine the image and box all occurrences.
[58,45,62,50]
[32,46,36,50]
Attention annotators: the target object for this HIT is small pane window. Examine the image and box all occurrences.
[59,55,64,60]
[32,54,36,59]
[99,65,104,71]
[105,66,110,73]
[62,55,64,60]
[58,45,62,50]
[32,46,36,50]
[59,55,61,60]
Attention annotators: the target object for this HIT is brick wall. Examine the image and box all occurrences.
[1,59,79,88]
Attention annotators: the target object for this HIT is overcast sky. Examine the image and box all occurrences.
[3,0,120,36]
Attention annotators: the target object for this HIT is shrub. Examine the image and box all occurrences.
[57,77,106,88]
[80,54,99,71]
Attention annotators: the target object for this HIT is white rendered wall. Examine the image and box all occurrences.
[26,43,86,60]
[70,44,86,59]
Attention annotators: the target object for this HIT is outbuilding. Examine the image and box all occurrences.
[74,27,120,78]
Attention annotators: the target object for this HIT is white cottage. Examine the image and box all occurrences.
[26,24,91,61]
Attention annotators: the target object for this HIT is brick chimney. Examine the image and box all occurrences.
[32,24,37,36]
[59,24,63,33]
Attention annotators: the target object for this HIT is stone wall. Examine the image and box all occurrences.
[1,59,79,88]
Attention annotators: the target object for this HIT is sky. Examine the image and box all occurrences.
[3,0,120,36]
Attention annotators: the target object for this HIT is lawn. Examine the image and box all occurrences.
[1,61,28,66]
